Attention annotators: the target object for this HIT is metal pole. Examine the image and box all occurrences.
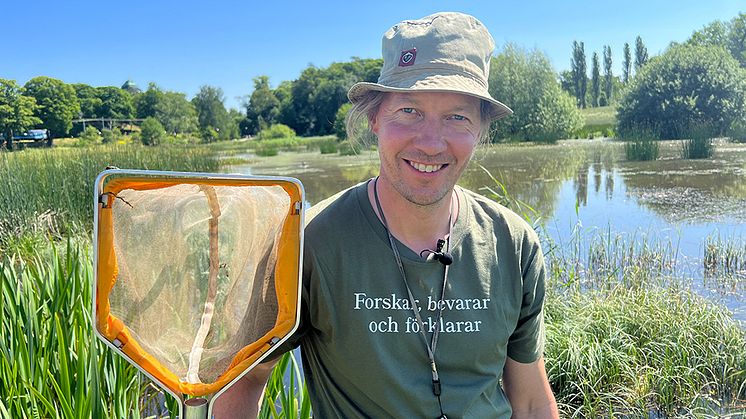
[184,397,209,419]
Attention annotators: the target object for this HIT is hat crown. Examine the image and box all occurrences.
[378,12,494,89]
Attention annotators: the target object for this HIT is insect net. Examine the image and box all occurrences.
[94,174,303,396]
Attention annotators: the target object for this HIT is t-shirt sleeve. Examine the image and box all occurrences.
[506,234,546,364]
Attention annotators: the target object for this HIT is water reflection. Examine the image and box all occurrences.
[228,139,746,321]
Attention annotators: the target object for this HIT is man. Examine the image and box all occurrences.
[217,12,558,418]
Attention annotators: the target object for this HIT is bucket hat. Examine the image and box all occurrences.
[348,12,512,121]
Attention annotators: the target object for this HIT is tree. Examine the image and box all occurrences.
[591,52,601,107]
[603,45,613,104]
[570,41,588,108]
[192,85,233,141]
[278,58,382,136]
[73,83,102,118]
[634,36,649,71]
[617,43,746,139]
[0,79,41,149]
[135,83,164,119]
[688,13,746,68]
[622,43,632,83]
[245,76,280,135]
[490,44,583,142]
[96,86,134,119]
[156,91,198,134]
[23,76,80,137]
[140,117,166,146]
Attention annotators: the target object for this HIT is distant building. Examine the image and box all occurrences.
[121,80,141,95]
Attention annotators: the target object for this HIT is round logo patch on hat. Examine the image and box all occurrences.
[399,48,417,67]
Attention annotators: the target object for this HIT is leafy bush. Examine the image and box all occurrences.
[617,44,746,139]
[78,126,102,145]
[101,127,122,144]
[258,123,296,140]
[489,44,583,142]
[728,119,746,143]
[140,117,166,146]
[333,103,352,140]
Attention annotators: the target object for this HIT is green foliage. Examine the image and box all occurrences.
[728,118,746,142]
[79,126,102,145]
[333,103,352,140]
[245,76,281,135]
[101,128,122,144]
[622,42,632,83]
[681,124,715,159]
[545,287,746,417]
[140,117,166,146]
[687,12,746,68]
[0,79,41,147]
[0,145,218,241]
[490,44,583,142]
[23,76,80,137]
[95,86,134,119]
[259,123,296,140]
[634,35,649,71]
[622,125,660,160]
[590,52,600,107]
[616,43,746,139]
[603,45,613,103]
[318,138,338,154]
[72,83,103,119]
[625,139,660,161]
[158,91,199,134]
[192,85,235,141]
[0,242,165,417]
[278,58,382,137]
[260,352,311,418]
[570,41,588,108]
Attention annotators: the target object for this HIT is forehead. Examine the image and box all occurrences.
[381,91,481,111]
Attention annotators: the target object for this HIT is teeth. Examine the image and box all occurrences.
[409,161,443,173]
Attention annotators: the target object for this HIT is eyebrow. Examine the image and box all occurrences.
[390,97,479,114]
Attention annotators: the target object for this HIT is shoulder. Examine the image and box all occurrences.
[460,188,539,244]
[305,181,366,228]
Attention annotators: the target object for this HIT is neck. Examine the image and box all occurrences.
[369,177,457,253]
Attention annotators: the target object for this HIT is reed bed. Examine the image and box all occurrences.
[540,227,746,416]
[0,242,151,417]
[704,234,746,292]
[545,285,746,417]
[0,145,218,253]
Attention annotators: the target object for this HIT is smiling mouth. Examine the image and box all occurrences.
[406,160,446,173]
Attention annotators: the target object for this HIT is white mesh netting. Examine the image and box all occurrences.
[109,183,290,384]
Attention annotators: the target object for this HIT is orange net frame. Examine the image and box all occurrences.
[94,173,303,396]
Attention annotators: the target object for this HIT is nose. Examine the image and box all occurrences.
[412,119,448,155]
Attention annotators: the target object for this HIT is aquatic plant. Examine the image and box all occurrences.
[0,145,218,254]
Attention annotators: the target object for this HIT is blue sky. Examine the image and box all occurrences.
[2,0,743,110]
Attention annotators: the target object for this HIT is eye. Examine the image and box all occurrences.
[401,107,416,114]
[450,114,468,121]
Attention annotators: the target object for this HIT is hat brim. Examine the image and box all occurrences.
[348,73,512,121]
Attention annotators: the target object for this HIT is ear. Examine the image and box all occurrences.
[369,112,379,135]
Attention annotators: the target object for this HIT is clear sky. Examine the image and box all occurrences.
[3,0,743,110]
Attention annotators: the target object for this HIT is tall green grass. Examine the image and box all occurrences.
[0,145,218,250]
[0,242,155,417]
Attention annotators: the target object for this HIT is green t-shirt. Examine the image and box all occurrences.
[286,181,546,418]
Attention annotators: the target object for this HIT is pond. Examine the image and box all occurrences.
[227,139,746,323]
